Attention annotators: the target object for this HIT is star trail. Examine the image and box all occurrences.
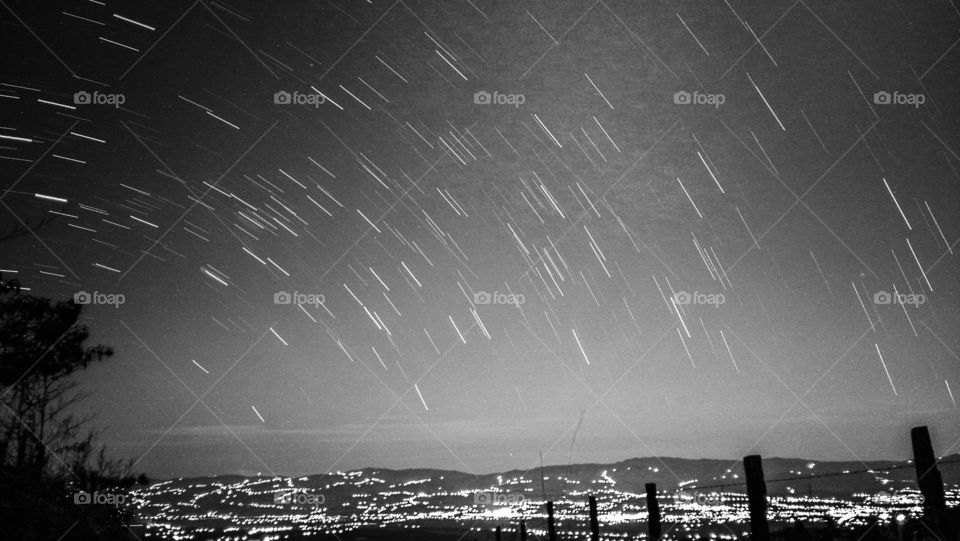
[1,1,959,537]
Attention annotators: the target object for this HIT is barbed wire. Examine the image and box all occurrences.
[657,458,960,495]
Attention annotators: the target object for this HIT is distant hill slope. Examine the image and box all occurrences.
[164,454,960,497]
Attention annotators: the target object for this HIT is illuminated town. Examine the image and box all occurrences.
[127,457,959,539]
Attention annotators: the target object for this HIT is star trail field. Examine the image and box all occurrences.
[1,1,959,537]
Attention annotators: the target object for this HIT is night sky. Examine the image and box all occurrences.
[1,0,958,480]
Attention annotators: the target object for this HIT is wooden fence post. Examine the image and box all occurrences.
[546,501,558,541]
[744,454,770,541]
[912,426,947,536]
[645,483,661,541]
[588,495,600,541]
[911,426,946,512]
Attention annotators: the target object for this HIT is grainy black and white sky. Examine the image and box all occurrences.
[1,0,958,479]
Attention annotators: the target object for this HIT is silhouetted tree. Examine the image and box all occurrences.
[0,274,143,540]
[0,275,112,475]
[0,204,64,243]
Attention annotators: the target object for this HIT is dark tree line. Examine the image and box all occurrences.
[1,273,147,540]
